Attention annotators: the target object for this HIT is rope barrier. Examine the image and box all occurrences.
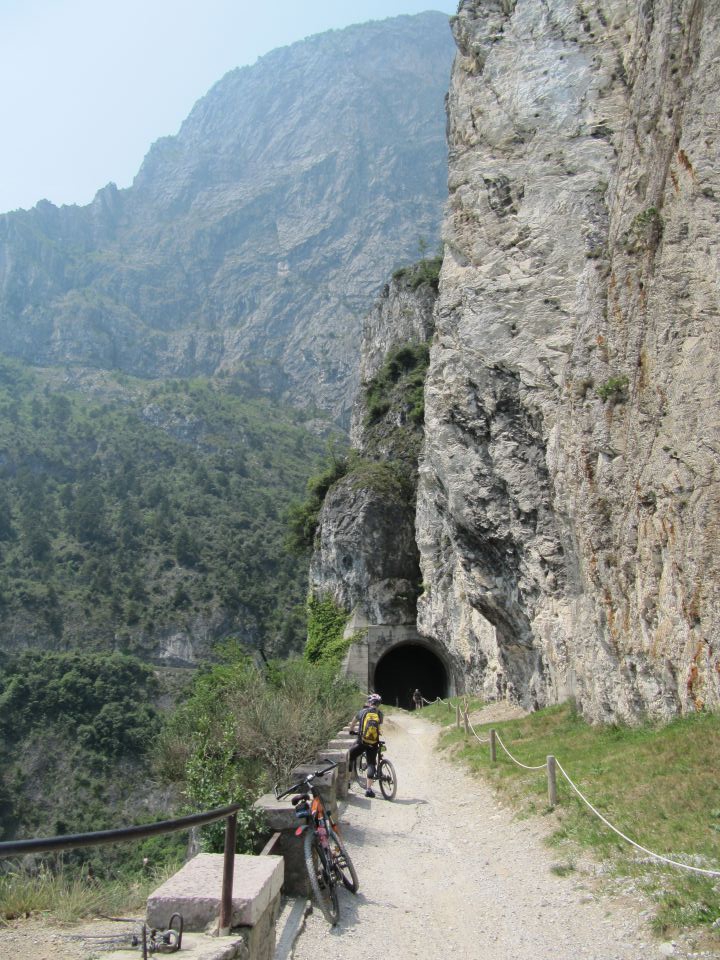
[554,759,720,879]
[494,731,547,771]
[465,714,491,745]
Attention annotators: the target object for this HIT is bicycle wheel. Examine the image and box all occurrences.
[303,830,340,925]
[378,758,397,800]
[329,826,359,893]
[354,752,368,787]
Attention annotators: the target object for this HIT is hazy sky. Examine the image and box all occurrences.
[0,1,458,214]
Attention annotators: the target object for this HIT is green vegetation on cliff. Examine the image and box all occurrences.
[285,450,350,553]
[364,340,430,429]
[285,337,430,556]
[392,251,443,291]
[305,594,352,668]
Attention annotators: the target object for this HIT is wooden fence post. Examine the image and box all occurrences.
[490,728,496,763]
[219,813,237,934]
[456,703,461,728]
[463,709,469,738]
[547,755,557,808]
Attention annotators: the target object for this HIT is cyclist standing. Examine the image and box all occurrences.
[348,693,384,798]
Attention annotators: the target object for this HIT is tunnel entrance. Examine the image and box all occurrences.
[374,643,448,710]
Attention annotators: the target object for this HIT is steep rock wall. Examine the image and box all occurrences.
[310,272,437,627]
[417,0,719,721]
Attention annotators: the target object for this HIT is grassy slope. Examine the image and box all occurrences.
[422,699,720,941]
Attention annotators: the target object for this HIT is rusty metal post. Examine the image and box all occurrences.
[219,813,237,934]
[463,709,469,738]
[490,729,497,763]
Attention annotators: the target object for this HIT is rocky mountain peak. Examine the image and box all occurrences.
[0,12,455,424]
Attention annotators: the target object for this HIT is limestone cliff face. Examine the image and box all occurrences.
[0,14,454,424]
[417,0,720,721]
[310,271,437,627]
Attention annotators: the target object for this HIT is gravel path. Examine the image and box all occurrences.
[291,711,691,960]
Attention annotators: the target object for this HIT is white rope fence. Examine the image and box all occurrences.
[430,696,720,879]
[494,731,546,771]
[554,759,720,878]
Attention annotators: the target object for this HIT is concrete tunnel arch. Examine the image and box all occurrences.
[373,641,449,710]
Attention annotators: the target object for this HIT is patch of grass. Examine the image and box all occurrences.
[0,861,179,924]
[431,701,720,939]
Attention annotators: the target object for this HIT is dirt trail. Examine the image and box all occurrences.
[291,711,678,960]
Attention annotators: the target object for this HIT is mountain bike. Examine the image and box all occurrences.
[353,740,397,800]
[275,760,359,925]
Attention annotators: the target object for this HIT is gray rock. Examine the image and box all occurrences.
[0,14,455,425]
[416,0,720,720]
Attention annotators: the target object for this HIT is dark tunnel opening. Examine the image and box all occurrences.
[373,643,448,710]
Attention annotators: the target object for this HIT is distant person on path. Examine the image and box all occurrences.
[413,688,422,711]
[348,693,384,798]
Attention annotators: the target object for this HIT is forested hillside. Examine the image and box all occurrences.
[0,650,171,856]
[0,358,337,661]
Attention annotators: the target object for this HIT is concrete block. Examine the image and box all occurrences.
[146,853,283,933]
[289,764,337,814]
[253,794,300,832]
[316,748,350,798]
[252,794,311,897]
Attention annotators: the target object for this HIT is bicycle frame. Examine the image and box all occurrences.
[275,761,338,834]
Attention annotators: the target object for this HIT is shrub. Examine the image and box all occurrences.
[364,341,430,427]
[158,649,359,851]
[596,375,629,402]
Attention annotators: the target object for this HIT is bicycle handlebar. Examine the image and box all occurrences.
[274,760,339,800]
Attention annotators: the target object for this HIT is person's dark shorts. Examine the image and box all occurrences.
[364,744,379,779]
[348,741,379,778]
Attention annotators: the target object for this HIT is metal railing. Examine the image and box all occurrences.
[0,802,245,932]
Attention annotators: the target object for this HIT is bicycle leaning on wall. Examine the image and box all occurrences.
[275,760,359,925]
[353,739,397,800]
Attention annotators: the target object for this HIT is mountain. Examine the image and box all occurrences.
[0,12,455,425]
